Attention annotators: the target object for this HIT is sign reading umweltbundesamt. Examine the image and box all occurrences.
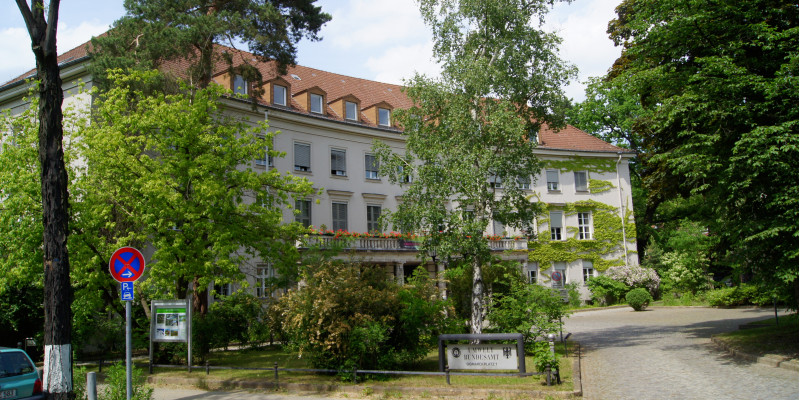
[447,344,518,370]
[152,306,188,342]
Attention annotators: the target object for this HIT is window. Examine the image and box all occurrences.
[345,101,358,121]
[367,205,381,232]
[546,170,560,191]
[332,202,348,232]
[574,171,588,192]
[492,218,505,236]
[331,149,346,176]
[255,265,274,298]
[552,261,567,288]
[214,282,231,299]
[255,139,273,167]
[233,75,248,95]
[517,175,530,190]
[295,199,311,227]
[398,166,412,183]
[273,84,287,106]
[378,108,391,126]
[528,270,538,284]
[583,260,594,283]
[578,212,592,240]
[550,211,563,240]
[310,93,323,114]
[489,175,503,189]
[294,142,310,172]
[365,154,379,180]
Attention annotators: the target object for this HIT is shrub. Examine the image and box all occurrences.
[101,362,153,400]
[586,275,629,305]
[487,276,569,345]
[626,288,653,311]
[707,284,771,307]
[605,265,661,296]
[565,282,582,308]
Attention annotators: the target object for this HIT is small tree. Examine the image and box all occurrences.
[487,276,568,345]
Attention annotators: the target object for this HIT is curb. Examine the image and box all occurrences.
[147,375,579,399]
[710,336,799,371]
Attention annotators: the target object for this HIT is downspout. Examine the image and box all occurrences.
[616,152,630,267]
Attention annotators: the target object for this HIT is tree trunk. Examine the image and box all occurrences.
[193,276,208,315]
[470,257,484,335]
[15,1,73,398]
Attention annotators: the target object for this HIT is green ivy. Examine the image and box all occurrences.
[529,200,636,272]
[588,179,615,193]
[543,157,617,174]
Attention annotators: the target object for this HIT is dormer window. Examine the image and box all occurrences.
[273,84,287,106]
[345,101,358,121]
[378,108,391,126]
[233,75,248,95]
[310,93,324,114]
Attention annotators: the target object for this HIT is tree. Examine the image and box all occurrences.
[601,0,798,307]
[78,69,315,314]
[374,0,575,335]
[13,0,73,397]
[89,0,331,95]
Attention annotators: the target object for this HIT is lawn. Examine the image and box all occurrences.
[713,313,798,359]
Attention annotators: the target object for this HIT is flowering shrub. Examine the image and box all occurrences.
[605,265,661,295]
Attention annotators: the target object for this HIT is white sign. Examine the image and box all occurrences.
[152,305,189,342]
[447,344,518,370]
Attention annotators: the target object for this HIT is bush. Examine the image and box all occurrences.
[586,275,629,305]
[707,284,771,307]
[605,265,661,296]
[487,276,569,345]
[626,288,653,311]
[100,362,153,400]
[565,282,582,308]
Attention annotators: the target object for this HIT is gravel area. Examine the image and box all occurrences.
[564,307,799,400]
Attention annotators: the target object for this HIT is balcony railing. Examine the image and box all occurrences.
[299,236,527,251]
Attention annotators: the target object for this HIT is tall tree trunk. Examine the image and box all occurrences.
[15,1,72,398]
[470,257,484,335]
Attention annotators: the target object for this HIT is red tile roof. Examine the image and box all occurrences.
[3,39,633,154]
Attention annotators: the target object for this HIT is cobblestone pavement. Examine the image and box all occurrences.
[564,307,798,400]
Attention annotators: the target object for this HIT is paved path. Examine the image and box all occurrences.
[564,307,798,400]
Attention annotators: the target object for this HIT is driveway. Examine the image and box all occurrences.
[564,307,798,400]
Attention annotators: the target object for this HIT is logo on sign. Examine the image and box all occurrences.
[109,247,146,283]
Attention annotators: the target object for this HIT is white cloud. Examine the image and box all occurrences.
[319,0,429,51]
[366,41,440,85]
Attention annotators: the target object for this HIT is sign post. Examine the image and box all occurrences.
[109,247,145,400]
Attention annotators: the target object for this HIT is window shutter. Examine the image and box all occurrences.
[295,143,310,170]
[550,211,562,228]
[331,149,346,173]
[575,171,588,191]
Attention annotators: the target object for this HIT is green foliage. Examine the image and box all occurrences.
[276,262,454,372]
[101,363,153,400]
[193,292,271,361]
[374,0,574,334]
[706,284,772,307]
[486,277,569,344]
[530,341,558,373]
[564,282,582,308]
[445,261,524,323]
[90,0,331,94]
[626,288,653,311]
[600,0,798,308]
[586,275,629,306]
[644,219,714,294]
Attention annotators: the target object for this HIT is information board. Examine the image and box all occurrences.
[446,343,518,370]
[151,301,189,342]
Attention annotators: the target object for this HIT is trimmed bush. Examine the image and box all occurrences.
[626,288,653,311]
[587,275,630,305]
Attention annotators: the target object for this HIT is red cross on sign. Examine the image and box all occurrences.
[109,247,146,282]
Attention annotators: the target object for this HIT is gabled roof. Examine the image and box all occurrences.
[2,38,634,154]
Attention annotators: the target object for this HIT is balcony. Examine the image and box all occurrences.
[299,235,528,252]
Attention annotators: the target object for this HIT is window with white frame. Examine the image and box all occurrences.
[546,170,560,191]
[583,260,594,283]
[273,84,287,106]
[574,171,588,192]
[398,166,412,183]
[378,108,391,126]
[345,101,358,121]
[331,202,348,232]
[517,175,530,190]
[528,269,538,284]
[213,282,231,299]
[489,175,503,189]
[255,265,274,298]
[551,261,566,288]
[233,75,248,95]
[310,93,324,114]
[367,205,381,232]
[295,199,311,227]
[294,142,311,172]
[255,138,273,167]
[578,212,592,240]
[550,211,563,240]
[331,148,346,176]
[365,154,379,179]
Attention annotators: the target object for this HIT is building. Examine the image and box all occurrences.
[0,40,637,302]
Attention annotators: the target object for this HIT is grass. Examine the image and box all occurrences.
[713,313,798,359]
[135,343,576,393]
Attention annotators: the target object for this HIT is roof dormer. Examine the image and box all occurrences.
[363,101,394,127]
[294,86,327,115]
[262,77,291,107]
[329,94,361,122]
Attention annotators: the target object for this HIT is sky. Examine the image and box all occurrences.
[0,0,622,102]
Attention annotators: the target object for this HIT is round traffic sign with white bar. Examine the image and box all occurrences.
[109,247,146,282]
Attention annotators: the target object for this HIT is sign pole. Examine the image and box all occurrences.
[126,299,132,400]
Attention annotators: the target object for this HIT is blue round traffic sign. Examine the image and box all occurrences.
[109,247,145,282]
[551,271,563,282]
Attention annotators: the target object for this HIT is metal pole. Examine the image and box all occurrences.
[87,371,97,400]
[126,300,132,400]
